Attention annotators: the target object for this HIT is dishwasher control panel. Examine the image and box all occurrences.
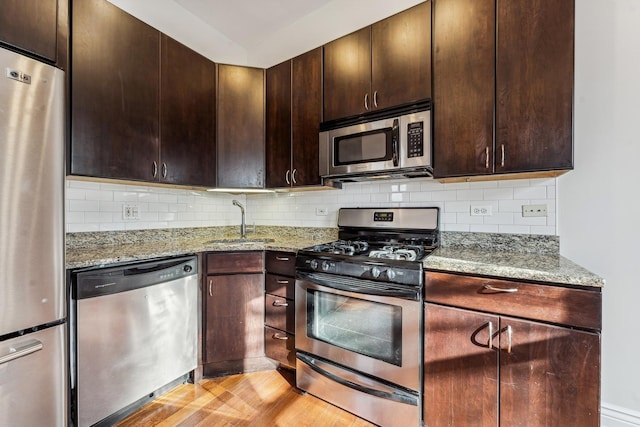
[73,256,198,299]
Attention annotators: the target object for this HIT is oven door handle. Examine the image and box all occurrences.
[297,353,418,406]
[297,271,421,301]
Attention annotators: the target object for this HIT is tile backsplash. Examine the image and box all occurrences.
[66,177,557,235]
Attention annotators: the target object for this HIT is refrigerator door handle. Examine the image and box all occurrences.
[0,339,43,365]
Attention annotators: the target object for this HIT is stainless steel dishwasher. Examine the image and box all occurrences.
[71,255,198,427]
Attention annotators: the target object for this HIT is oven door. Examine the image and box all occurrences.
[295,272,422,392]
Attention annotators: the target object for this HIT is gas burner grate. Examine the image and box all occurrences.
[368,245,425,261]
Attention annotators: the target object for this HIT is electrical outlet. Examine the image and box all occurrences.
[470,205,492,216]
[316,207,328,216]
[522,204,547,217]
[123,204,140,220]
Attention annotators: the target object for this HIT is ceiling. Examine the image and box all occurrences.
[106,0,424,68]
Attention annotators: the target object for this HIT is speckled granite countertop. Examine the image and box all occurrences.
[66,228,604,288]
[424,232,604,288]
[65,226,337,270]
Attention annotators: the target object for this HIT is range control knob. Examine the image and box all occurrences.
[309,259,319,270]
[386,269,397,280]
[371,266,382,278]
[183,265,193,273]
[321,261,331,271]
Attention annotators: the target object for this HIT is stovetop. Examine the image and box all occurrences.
[304,239,437,261]
[296,207,440,285]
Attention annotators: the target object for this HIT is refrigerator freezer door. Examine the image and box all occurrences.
[0,47,65,336]
[0,325,67,427]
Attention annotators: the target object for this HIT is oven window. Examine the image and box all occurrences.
[306,289,402,366]
[334,128,393,165]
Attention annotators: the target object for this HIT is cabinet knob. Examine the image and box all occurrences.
[152,161,158,178]
[501,144,505,167]
[208,279,213,297]
[506,325,513,353]
[364,93,369,111]
[291,169,298,185]
[285,169,290,185]
[162,162,167,178]
[373,90,378,108]
[485,147,490,169]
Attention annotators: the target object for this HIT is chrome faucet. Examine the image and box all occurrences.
[232,200,248,239]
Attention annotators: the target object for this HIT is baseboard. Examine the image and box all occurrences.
[602,403,640,427]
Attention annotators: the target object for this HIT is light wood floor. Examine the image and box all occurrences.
[115,369,377,427]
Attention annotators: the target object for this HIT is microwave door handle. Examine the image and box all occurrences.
[392,118,399,166]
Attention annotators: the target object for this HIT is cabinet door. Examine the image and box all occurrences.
[204,273,265,363]
[323,26,371,121]
[217,64,265,188]
[371,1,431,110]
[160,35,216,187]
[71,0,160,181]
[495,0,574,173]
[424,304,499,426]
[432,0,495,178]
[499,317,600,427]
[291,47,322,187]
[0,0,58,62]
[265,60,292,188]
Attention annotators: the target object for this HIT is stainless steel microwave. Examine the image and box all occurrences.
[319,110,432,181]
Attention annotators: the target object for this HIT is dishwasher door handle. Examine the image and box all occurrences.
[0,339,43,365]
[124,259,186,275]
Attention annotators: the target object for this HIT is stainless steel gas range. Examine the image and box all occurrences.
[295,207,439,427]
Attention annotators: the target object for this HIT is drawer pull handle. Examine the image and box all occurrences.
[272,300,289,307]
[273,333,288,341]
[276,279,290,284]
[275,257,290,261]
[488,321,494,350]
[483,284,518,293]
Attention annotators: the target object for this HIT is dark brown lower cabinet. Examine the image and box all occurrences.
[424,304,601,427]
[264,251,296,369]
[203,252,272,377]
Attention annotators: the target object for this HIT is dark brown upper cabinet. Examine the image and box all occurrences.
[71,0,160,182]
[160,35,216,187]
[495,0,574,173]
[71,0,216,186]
[433,0,574,179]
[266,47,322,188]
[0,0,68,68]
[323,1,431,122]
[216,64,265,188]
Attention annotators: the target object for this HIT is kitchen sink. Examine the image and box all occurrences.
[205,238,275,245]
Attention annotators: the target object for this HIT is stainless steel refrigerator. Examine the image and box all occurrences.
[0,46,66,426]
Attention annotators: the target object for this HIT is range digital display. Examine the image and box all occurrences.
[374,212,394,222]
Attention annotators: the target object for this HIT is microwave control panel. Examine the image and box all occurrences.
[407,121,424,158]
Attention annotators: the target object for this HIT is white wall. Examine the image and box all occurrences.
[560,0,640,423]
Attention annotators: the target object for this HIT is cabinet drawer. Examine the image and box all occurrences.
[264,326,295,369]
[425,271,602,330]
[265,251,296,276]
[265,294,295,334]
[206,251,263,274]
[265,273,295,299]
